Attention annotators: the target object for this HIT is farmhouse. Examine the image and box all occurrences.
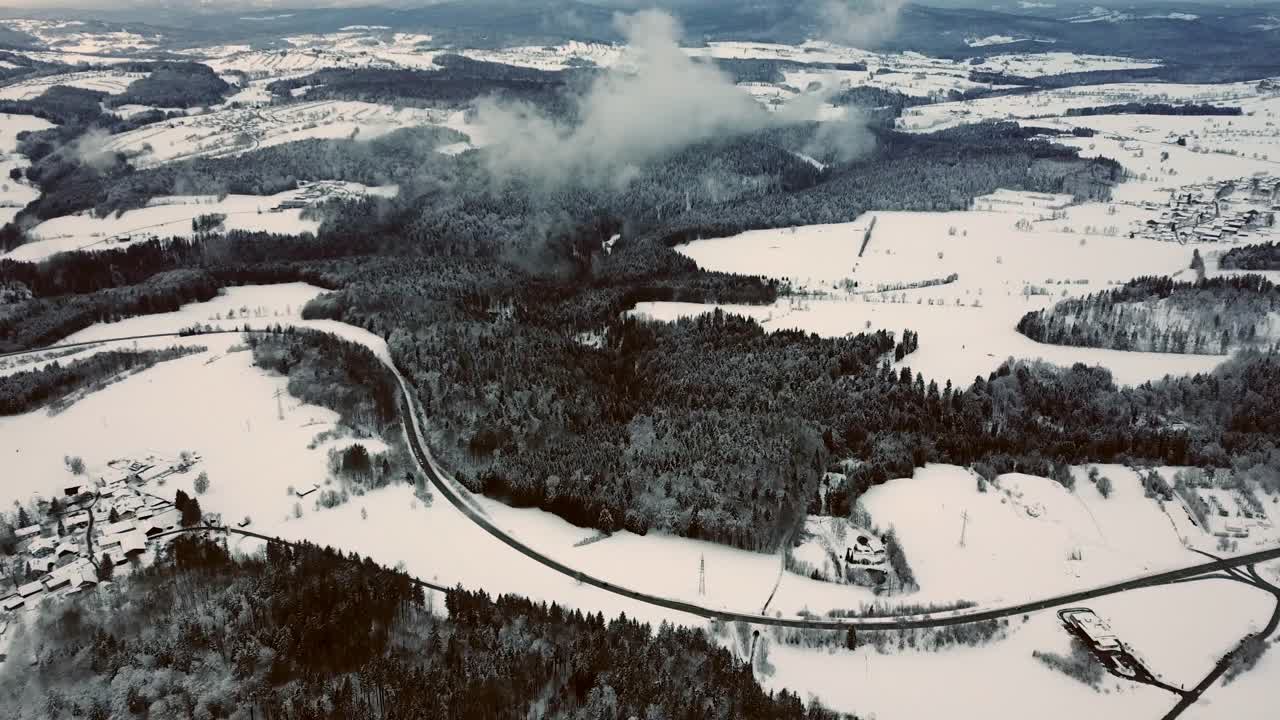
[1061,608,1122,652]
[102,519,136,536]
[41,573,71,592]
[17,581,44,598]
[64,512,90,529]
[843,530,888,567]
[119,532,147,556]
[27,536,56,558]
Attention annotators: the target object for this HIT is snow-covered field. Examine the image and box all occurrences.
[685,42,1166,101]
[1,19,159,54]
[459,41,626,71]
[0,113,53,224]
[100,100,458,168]
[4,182,397,262]
[200,31,439,76]
[761,570,1273,720]
[0,70,146,101]
[0,113,56,154]
[861,465,1198,605]
[900,80,1274,133]
[971,52,1162,78]
[634,205,1241,387]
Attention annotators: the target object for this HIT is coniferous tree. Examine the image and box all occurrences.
[97,552,113,581]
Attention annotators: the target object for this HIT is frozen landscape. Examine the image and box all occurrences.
[2,2,1280,718]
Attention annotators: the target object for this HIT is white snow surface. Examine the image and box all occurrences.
[5,183,397,262]
[972,52,1161,78]
[0,70,145,101]
[634,206,1233,387]
[101,100,455,168]
[0,113,53,224]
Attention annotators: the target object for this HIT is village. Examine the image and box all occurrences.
[1135,174,1280,244]
[0,454,205,652]
[270,179,396,211]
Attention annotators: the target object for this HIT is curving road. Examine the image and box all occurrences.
[9,328,1280,631]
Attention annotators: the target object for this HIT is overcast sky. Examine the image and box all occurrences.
[0,0,1265,15]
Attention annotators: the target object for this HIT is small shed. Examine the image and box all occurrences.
[15,525,41,540]
[1,595,23,611]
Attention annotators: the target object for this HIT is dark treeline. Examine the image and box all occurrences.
[830,85,931,112]
[246,327,399,435]
[0,94,176,239]
[246,328,426,503]
[0,345,203,415]
[1065,103,1243,117]
[0,51,64,84]
[0,269,221,352]
[713,57,867,85]
[1221,241,1280,270]
[0,535,843,720]
[267,56,591,115]
[104,62,230,108]
[1016,275,1280,355]
[651,123,1121,246]
[969,64,1280,91]
[90,126,466,218]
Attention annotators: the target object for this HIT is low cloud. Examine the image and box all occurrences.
[475,10,777,189]
[804,107,877,164]
[819,0,906,49]
[473,8,894,191]
[70,128,117,171]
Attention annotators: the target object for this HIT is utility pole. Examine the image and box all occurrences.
[698,553,706,596]
[274,389,285,420]
[959,509,969,548]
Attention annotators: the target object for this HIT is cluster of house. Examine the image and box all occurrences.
[1,460,188,614]
[1195,485,1270,540]
[1137,175,1280,243]
[272,181,373,211]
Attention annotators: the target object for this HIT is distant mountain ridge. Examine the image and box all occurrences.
[0,1,1277,67]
